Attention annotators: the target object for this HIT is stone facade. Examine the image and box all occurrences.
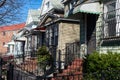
[56,21,80,68]
[57,22,80,56]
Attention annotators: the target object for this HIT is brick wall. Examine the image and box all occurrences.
[0,23,25,55]
[0,30,19,55]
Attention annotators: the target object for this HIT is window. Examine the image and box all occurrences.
[103,0,120,38]
[46,24,58,47]
[54,25,58,36]
[7,47,10,53]
[3,42,5,45]
[46,1,50,9]
[2,31,5,36]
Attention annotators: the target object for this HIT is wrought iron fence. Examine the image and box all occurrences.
[9,42,81,80]
[7,64,120,80]
[13,69,36,80]
[8,41,120,80]
[65,42,80,66]
[6,49,120,80]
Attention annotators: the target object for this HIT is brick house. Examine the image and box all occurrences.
[0,23,25,55]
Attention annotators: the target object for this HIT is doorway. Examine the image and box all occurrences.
[86,14,98,54]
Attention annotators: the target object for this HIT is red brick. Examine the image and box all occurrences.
[0,23,25,55]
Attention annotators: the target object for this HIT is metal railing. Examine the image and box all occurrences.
[13,69,36,80]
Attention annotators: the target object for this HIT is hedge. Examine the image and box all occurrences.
[83,52,120,79]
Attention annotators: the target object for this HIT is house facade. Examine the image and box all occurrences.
[40,15,80,69]
[63,0,120,54]
[13,9,41,59]
[97,0,120,53]
[63,0,101,57]
[0,23,25,55]
[7,0,120,79]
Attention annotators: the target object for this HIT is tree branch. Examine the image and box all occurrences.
[0,0,6,7]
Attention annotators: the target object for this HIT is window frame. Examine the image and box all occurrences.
[46,24,58,47]
[102,0,120,39]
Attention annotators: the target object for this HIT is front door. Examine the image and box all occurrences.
[86,14,98,54]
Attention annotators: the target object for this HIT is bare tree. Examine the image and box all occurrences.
[0,0,25,26]
[0,0,6,7]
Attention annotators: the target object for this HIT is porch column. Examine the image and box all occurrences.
[80,14,87,58]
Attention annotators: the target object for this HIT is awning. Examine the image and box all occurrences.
[4,44,8,47]
[7,41,15,45]
[15,37,26,42]
[65,2,101,17]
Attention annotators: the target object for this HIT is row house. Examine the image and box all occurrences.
[17,0,65,59]
[24,9,41,57]
[63,0,101,57]
[0,23,25,56]
[12,9,40,63]
[34,0,81,70]
[8,0,120,79]
[47,0,120,79]
[63,0,120,55]
[37,13,80,69]
[12,0,81,75]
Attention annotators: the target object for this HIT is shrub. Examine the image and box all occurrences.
[37,46,53,70]
[83,52,120,79]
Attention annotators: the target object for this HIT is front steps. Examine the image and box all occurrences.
[51,58,83,80]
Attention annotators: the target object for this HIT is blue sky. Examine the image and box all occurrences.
[21,0,42,22]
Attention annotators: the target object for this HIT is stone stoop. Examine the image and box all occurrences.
[51,58,83,80]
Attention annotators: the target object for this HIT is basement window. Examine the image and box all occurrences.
[46,1,50,9]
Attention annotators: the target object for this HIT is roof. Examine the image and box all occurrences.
[26,9,40,25]
[40,0,64,15]
[64,1,101,17]
[38,13,59,27]
[51,0,64,10]
[0,23,25,32]
[25,21,38,31]
[44,18,80,26]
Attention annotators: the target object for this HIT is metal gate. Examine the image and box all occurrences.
[65,42,80,66]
